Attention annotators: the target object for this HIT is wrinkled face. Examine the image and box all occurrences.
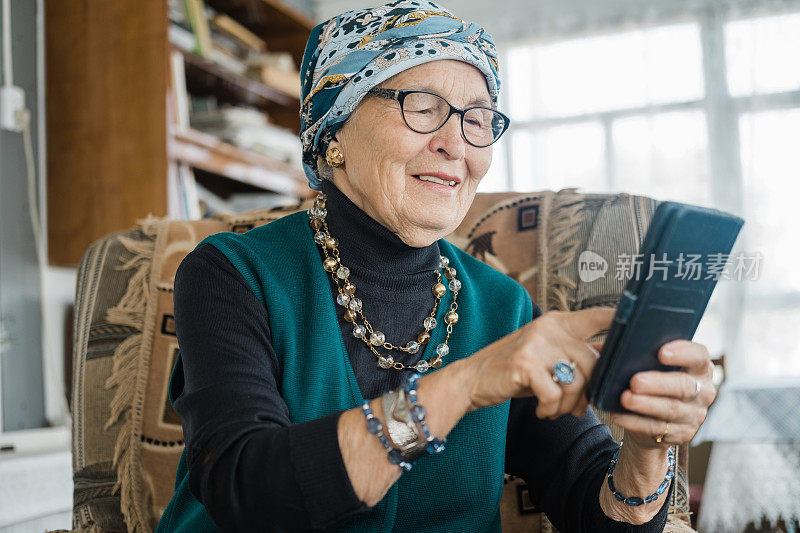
[331,60,494,247]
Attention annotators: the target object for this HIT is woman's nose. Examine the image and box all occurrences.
[429,113,466,160]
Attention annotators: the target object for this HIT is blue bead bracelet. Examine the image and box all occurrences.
[361,401,413,472]
[403,373,446,455]
[607,440,674,506]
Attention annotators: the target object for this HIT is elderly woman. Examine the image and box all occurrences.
[156,1,716,532]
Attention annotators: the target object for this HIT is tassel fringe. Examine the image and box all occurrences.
[545,188,584,311]
[101,217,162,533]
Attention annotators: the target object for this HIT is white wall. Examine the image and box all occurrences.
[0,0,73,530]
[1,0,44,433]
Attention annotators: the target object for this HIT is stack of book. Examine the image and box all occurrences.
[245,52,302,99]
[190,105,303,168]
[166,0,308,220]
[169,0,301,97]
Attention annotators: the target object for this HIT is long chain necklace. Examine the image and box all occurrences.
[308,192,461,373]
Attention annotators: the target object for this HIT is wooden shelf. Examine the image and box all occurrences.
[170,128,312,199]
[205,0,315,67]
[180,47,300,114]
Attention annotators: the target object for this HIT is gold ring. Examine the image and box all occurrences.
[654,421,670,444]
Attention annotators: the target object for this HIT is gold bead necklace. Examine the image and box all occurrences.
[308,192,461,373]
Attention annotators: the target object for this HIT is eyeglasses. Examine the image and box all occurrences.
[366,88,510,148]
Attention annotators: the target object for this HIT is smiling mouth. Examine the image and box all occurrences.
[412,175,459,187]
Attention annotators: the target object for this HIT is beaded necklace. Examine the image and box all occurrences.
[308,192,461,373]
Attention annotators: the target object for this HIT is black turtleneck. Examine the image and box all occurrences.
[314,180,444,399]
[171,179,672,532]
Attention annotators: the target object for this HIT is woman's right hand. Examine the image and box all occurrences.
[464,308,615,419]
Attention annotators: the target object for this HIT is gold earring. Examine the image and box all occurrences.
[326,146,344,167]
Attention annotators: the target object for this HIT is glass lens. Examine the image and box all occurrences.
[401,91,507,146]
[402,92,450,132]
[464,107,507,146]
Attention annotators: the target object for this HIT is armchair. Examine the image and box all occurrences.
[62,189,694,532]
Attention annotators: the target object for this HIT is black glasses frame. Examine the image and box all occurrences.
[366,88,510,148]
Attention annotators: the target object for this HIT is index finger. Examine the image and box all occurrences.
[560,307,615,341]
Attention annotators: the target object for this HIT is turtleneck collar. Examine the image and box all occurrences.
[319,179,441,293]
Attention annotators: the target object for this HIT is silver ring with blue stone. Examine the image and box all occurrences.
[552,361,577,385]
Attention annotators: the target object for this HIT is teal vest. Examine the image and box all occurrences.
[157,211,533,532]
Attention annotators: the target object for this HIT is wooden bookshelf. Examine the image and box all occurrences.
[170,128,309,197]
[46,0,314,267]
[180,48,298,111]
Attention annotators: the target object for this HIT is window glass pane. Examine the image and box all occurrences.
[510,130,535,190]
[506,47,536,123]
[613,111,711,205]
[478,138,509,192]
[511,123,605,192]
[693,286,728,358]
[506,23,703,120]
[726,12,800,97]
[742,308,800,377]
[644,24,705,105]
[740,109,800,291]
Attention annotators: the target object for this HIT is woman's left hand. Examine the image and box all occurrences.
[608,339,717,449]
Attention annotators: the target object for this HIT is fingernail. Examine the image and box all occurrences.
[587,344,601,359]
[662,348,674,358]
[622,390,634,402]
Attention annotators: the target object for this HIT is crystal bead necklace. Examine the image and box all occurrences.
[308,192,461,373]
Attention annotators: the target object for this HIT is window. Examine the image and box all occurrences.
[725,12,800,379]
[503,22,705,194]
[613,111,710,206]
[497,12,800,380]
[726,12,800,97]
[506,24,704,120]
[511,122,605,192]
[478,138,509,192]
[739,109,800,376]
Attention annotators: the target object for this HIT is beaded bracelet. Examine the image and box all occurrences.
[361,401,413,472]
[607,440,675,506]
[403,373,446,455]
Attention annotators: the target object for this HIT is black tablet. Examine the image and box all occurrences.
[586,201,744,413]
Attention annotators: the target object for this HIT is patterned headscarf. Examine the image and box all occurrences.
[299,0,501,191]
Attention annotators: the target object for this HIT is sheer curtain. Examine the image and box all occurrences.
[481,1,800,384]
